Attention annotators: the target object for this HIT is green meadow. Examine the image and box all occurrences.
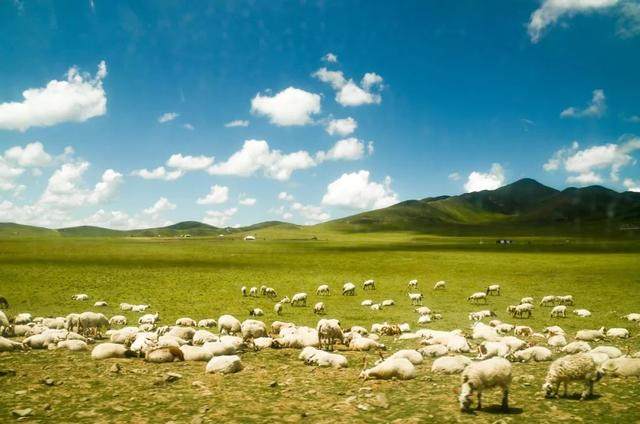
[1,233,639,422]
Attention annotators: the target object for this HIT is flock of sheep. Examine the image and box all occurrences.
[1,279,640,413]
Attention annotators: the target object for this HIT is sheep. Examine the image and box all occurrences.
[280,296,291,304]
[467,292,487,304]
[93,301,108,307]
[253,337,273,350]
[129,333,157,355]
[542,353,603,400]
[586,351,610,366]
[509,346,552,362]
[509,303,533,319]
[241,286,247,297]
[562,341,592,354]
[599,357,640,377]
[348,325,368,336]
[0,336,24,351]
[274,303,283,315]
[418,344,449,357]
[130,304,150,313]
[23,333,60,349]
[248,308,264,317]
[291,292,308,306]
[347,335,385,351]
[299,346,347,368]
[431,355,472,374]
[543,325,565,336]
[496,323,515,335]
[362,279,376,290]
[469,310,497,321]
[478,341,510,360]
[79,312,109,337]
[520,297,534,305]
[264,287,277,298]
[260,285,267,296]
[56,339,88,351]
[192,330,218,345]
[91,343,136,360]
[606,328,629,339]
[241,319,267,340]
[360,357,416,380]
[218,315,241,335]
[270,321,294,334]
[434,280,446,290]
[486,284,501,296]
[557,295,574,306]
[180,345,213,362]
[381,299,395,307]
[316,284,330,295]
[407,279,418,290]
[575,327,606,341]
[317,318,343,351]
[408,292,423,305]
[472,322,501,342]
[540,295,557,307]
[551,305,567,318]
[166,326,195,341]
[622,313,640,322]
[342,283,356,296]
[459,357,512,412]
[120,303,133,311]
[14,313,32,325]
[42,317,66,329]
[175,317,196,327]
[202,341,237,356]
[145,346,184,363]
[0,310,9,329]
[547,334,567,348]
[381,349,423,365]
[313,302,326,315]
[205,355,243,374]
[138,312,160,326]
[272,326,319,349]
[573,309,592,318]
[398,323,411,333]
[109,315,127,326]
[197,319,217,328]
[415,306,432,315]
[361,299,373,307]
[370,304,382,311]
[249,286,258,297]
[590,346,622,359]
[0,296,8,309]
[72,294,89,301]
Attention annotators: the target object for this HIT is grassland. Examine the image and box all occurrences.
[1,234,639,423]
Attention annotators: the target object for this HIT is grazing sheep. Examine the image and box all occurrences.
[469,310,497,322]
[205,355,243,374]
[408,279,418,290]
[264,287,277,298]
[218,315,241,335]
[0,336,24,351]
[248,308,264,317]
[313,302,326,315]
[317,318,343,351]
[299,346,347,368]
[91,343,136,360]
[509,303,533,319]
[540,295,557,307]
[459,357,512,412]
[109,315,127,326]
[249,286,258,297]
[563,341,592,354]
[145,346,184,363]
[551,305,567,318]
[573,309,592,318]
[360,357,416,380]
[79,312,109,337]
[486,284,501,296]
[606,328,629,339]
[575,327,606,341]
[510,346,552,362]
[361,299,373,307]
[622,313,640,322]
[342,283,356,296]
[180,345,213,362]
[241,286,247,297]
[274,303,283,315]
[520,297,534,305]
[93,301,108,307]
[381,299,395,307]
[363,279,376,290]
[175,317,196,327]
[434,280,446,290]
[542,353,603,400]
[590,346,622,359]
[468,292,487,304]
[197,319,217,328]
[316,284,330,295]
[547,334,568,348]
[408,292,423,305]
[557,295,574,306]
[599,357,640,377]
[418,344,449,357]
[240,319,267,340]
[138,312,160,326]
[291,292,308,306]
[72,294,89,301]
[431,355,472,374]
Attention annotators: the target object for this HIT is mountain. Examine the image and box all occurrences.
[0,223,60,237]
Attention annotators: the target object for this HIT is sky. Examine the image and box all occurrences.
[0,0,639,229]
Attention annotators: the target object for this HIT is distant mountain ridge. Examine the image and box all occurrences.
[1,179,639,237]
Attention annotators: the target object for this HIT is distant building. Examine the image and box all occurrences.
[244,235,256,241]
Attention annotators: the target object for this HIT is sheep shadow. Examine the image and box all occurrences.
[555,393,602,401]
[481,406,524,415]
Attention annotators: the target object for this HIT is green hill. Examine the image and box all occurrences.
[0,222,60,237]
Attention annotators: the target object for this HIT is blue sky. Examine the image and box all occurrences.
[1,0,639,229]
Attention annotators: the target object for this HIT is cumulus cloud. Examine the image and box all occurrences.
[143,197,176,215]
[325,117,357,136]
[623,178,640,192]
[560,89,606,119]
[131,166,183,181]
[0,61,107,131]
[527,0,619,43]
[225,119,249,128]
[166,154,214,171]
[251,87,321,126]
[203,207,237,227]
[239,197,256,206]
[158,112,179,123]
[322,53,338,63]
[77,197,175,230]
[322,170,398,210]
[4,142,52,167]
[361,72,384,90]
[278,191,294,202]
[616,1,640,38]
[316,138,366,162]
[335,81,381,107]
[196,185,229,205]
[448,172,461,181]
[464,163,506,192]
[314,67,383,107]
[312,68,347,90]
[0,158,25,192]
[543,137,640,185]
[291,202,330,224]
[183,123,194,131]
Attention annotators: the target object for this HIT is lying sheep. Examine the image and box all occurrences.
[547,334,567,348]
[573,309,592,318]
[109,315,127,326]
[241,319,267,340]
[599,357,640,377]
[562,341,592,354]
[72,294,89,301]
[520,297,534,305]
[130,304,150,313]
[145,346,184,363]
[197,319,217,328]
[175,317,196,327]
[91,343,136,360]
[381,299,395,307]
[347,335,385,351]
[94,301,108,307]
[299,346,347,368]
[590,346,622,359]
[248,308,264,317]
[380,349,423,365]
[360,357,416,380]
[542,353,603,400]
[205,355,243,374]
[478,341,510,360]
[370,304,382,311]
[56,339,88,351]
[431,355,472,374]
[575,327,606,341]
[543,325,565,336]
[415,306,431,315]
[0,336,24,351]
[138,312,160,326]
[418,344,449,357]
[180,345,213,362]
[606,328,629,339]
[509,346,552,362]
[253,337,273,350]
[120,303,133,311]
[192,330,218,345]
[361,299,373,307]
[202,341,237,356]
[459,357,512,412]
[14,313,32,325]
[622,313,640,322]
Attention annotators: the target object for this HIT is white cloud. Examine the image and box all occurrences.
[291,202,330,224]
[203,207,237,227]
[143,197,176,215]
[87,169,123,204]
[282,212,293,220]
[0,61,107,132]
[543,141,580,171]
[464,163,506,192]
[77,197,175,230]
[131,166,183,181]
[208,139,317,181]
[560,89,606,118]
[566,171,604,185]
[197,185,229,205]
[4,142,52,167]
[448,172,461,181]
[278,191,294,202]
[322,170,398,210]
[312,68,347,90]
[239,197,256,206]
[183,123,194,131]
[336,81,381,107]
[623,178,640,192]
[251,87,321,126]
[158,112,179,123]
[314,66,383,107]
[361,72,383,90]
[325,117,357,136]
[322,53,338,63]
[616,1,640,38]
[0,158,25,192]
[225,119,249,128]
[166,153,214,171]
[527,0,619,43]
[316,138,366,162]
[367,141,375,155]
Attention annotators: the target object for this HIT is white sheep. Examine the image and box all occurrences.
[547,334,567,347]
[248,308,264,317]
[408,279,418,289]
[478,341,510,360]
[218,314,241,335]
[197,319,217,328]
[145,346,185,363]
[14,313,32,325]
[540,295,557,306]
[79,312,109,336]
[280,296,291,304]
[381,299,395,307]
[408,292,423,305]
[363,279,376,290]
[433,280,446,290]
[167,326,194,341]
[264,287,277,298]
[253,337,273,350]
[316,284,330,295]
[137,312,160,325]
[486,284,501,296]
[520,297,534,305]
[557,295,574,305]
[299,346,347,368]
[415,306,432,315]
[180,345,213,362]
[202,341,237,356]
[606,328,629,339]
[599,357,640,377]
[120,303,133,311]
[418,344,448,357]
[249,287,258,297]
[459,357,512,412]
[0,336,24,351]
[542,353,603,400]
[361,299,373,307]
[109,315,127,326]
[241,286,247,297]
[317,318,343,350]
[575,327,606,341]
[291,292,308,306]
[417,315,431,325]
[550,305,567,318]
[509,303,533,318]
[370,303,382,311]
[380,349,423,365]
[175,317,196,327]
[192,330,218,345]
[93,301,108,307]
[342,283,356,296]
[347,335,385,351]
[543,325,565,336]
[240,319,267,340]
[431,355,472,374]
[274,303,283,315]
[72,294,89,301]
[622,313,640,322]
[496,323,515,335]
[130,304,150,312]
[205,355,243,374]
[467,292,487,304]
[472,322,500,342]
[573,309,591,318]
[360,357,416,380]
[313,302,325,315]
[91,343,135,359]
[562,341,592,354]
[590,346,622,359]
[510,346,552,362]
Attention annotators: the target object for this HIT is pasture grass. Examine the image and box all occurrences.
[0,234,639,423]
